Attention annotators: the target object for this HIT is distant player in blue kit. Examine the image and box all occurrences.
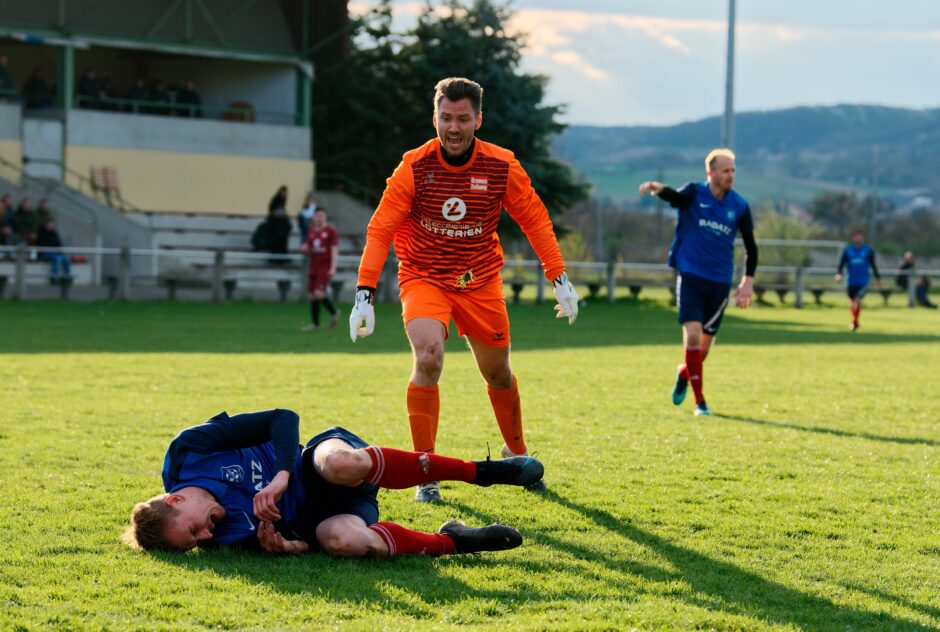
[123,408,544,556]
[639,148,758,416]
[835,230,881,331]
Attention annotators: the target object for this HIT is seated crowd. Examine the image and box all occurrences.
[1,193,72,282]
[0,54,201,117]
[77,69,202,117]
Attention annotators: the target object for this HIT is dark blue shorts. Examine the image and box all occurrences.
[677,272,731,336]
[290,426,380,544]
[847,284,867,299]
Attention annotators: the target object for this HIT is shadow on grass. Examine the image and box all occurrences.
[714,414,939,447]
[2,300,939,354]
[536,489,933,631]
[841,581,940,623]
[155,500,627,620]
[150,492,933,629]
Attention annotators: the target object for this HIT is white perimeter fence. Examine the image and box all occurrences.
[1,243,938,307]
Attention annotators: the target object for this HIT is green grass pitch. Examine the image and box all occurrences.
[0,294,937,630]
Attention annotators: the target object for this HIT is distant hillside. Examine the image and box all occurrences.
[553,105,940,206]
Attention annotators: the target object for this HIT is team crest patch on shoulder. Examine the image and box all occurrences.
[221,464,245,483]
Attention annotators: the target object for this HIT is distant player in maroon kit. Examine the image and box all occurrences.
[301,207,340,331]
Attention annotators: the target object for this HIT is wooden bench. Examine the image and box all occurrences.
[753,283,792,304]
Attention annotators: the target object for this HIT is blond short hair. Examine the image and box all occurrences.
[705,148,736,172]
[122,493,178,551]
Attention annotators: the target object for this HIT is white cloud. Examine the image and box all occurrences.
[348,2,940,125]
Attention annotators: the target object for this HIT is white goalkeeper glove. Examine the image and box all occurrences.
[552,272,579,325]
[349,287,375,342]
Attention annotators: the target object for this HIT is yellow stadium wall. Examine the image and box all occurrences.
[64,146,314,216]
[0,140,23,185]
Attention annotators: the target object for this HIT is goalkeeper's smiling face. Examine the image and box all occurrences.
[434,97,482,158]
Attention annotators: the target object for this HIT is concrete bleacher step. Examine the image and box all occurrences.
[152,230,253,250]
[125,212,263,232]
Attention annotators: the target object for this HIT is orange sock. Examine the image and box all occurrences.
[488,375,527,455]
[407,382,439,453]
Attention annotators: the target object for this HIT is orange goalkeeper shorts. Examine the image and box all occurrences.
[400,277,510,347]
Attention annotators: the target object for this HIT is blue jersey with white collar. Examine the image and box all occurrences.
[665,182,754,284]
[162,409,306,546]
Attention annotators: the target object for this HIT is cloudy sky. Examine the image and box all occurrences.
[349,0,940,127]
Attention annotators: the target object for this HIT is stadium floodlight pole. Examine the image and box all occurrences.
[721,0,736,150]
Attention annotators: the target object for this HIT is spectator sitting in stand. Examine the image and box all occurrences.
[1,193,14,251]
[916,275,937,309]
[77,68,105,109]
[0,54,13,96]
[11,196,38,245]
[125,77,150,113]
[36,219,71,283]
[36,198,53,227]
[100,77,118,110]
[175,80,202,118]
[149,81,170,115]
[23,67,53,109]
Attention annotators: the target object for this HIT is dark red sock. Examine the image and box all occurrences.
[852,303,861,325]
[685,346,704,404]
[678,363,689,380]
[363,446,476,488]
[369,521,457,557]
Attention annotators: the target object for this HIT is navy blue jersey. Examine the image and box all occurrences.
[162,409,306,546]
[838,244,878,287]
[664,182,755,284]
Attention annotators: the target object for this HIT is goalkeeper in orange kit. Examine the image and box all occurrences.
[349,77,579,503]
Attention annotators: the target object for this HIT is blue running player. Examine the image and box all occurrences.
[639,148,758,416]
[835,230,881,331]
[123,408,543,556]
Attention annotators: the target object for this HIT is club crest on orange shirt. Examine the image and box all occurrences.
[456,269,475,289]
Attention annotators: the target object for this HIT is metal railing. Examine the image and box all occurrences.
[74,95,301,126]
[2,243,938,306]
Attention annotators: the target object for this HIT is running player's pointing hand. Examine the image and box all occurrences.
[639,181,665,196]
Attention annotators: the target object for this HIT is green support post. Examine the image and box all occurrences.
[296,69,311,127]
[58,45,74,110]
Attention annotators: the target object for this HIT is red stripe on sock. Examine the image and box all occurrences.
[369,522,456,557]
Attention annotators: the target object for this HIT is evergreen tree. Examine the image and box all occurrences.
[313,0,588,232]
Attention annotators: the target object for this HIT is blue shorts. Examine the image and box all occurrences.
[676,272,731,336]
[847,284,867,300]
[290,426,380,545]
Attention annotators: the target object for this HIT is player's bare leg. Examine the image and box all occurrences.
[316,514,390,557]
[405,318,447,502]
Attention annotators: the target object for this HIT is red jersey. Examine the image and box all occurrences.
[356,139,566,291]
[305,224,338,270]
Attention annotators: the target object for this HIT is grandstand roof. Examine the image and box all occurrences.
[0,0,328,67]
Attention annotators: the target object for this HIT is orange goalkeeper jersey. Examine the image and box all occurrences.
[357,139,566,291]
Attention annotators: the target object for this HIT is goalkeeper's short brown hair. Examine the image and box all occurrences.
[434,77,483,116]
